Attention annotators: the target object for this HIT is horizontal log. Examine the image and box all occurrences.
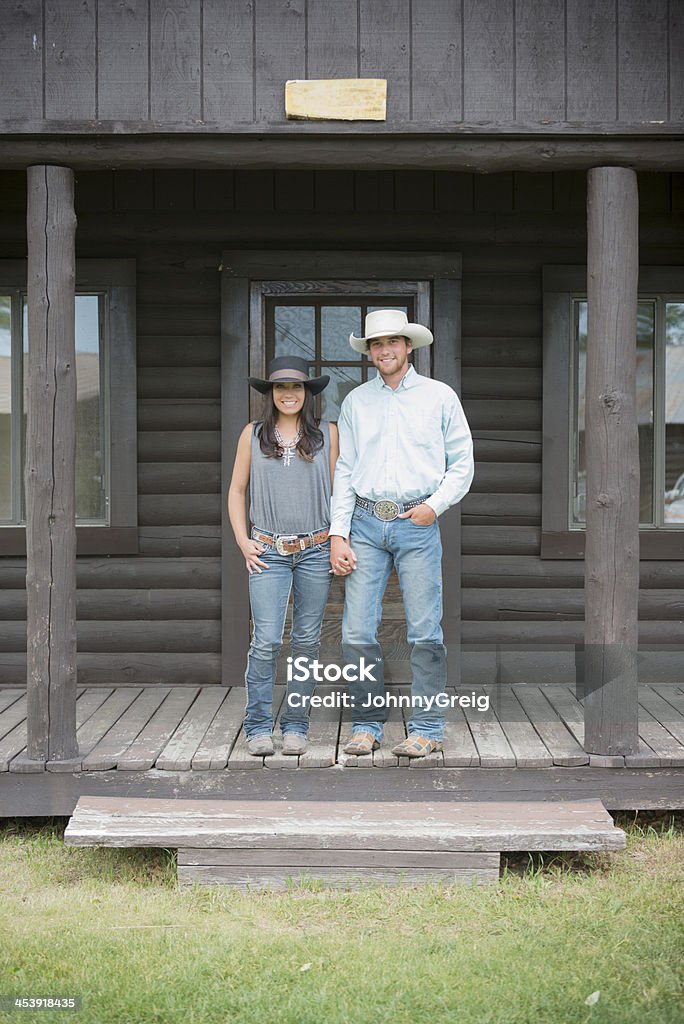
[461,621,683,644]
[461,493,541,524]
[0,620,220,653]
[472,436,542,462]
[0,590,221,621]
[461,336,541,368]
[462,275,540,305]
[461,526,541,555]
[462,304,541,338]
[138,367,221,401]
[138,431,221,463]
[472,463,540,493]
[138,402,221,432]
[461,367,541,400]
[0,557,220,590]
[462,400,541,431]
[137,305,219,335]
[137,274,219,306]
[462,590,684,621]
[138,527,221,557]
[461,556,684,588]
[138,463,221,495]
[0,654,222,687]
[137,336,219,368]
[3,133,684,171]
[138,494,221,527]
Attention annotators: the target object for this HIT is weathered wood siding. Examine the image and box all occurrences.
[0,0,682,130]
[0,168,682,685]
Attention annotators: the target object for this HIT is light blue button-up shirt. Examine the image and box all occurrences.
[329,365,474,538]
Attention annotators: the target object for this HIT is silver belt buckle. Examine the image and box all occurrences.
[275,535,296,555]
[374,499,400,521]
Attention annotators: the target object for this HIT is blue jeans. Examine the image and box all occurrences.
[244,539,331,739]
[342,506,446,742]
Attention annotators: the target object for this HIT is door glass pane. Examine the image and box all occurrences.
[572,300,655,526]
[22,294,107,522]
[0,296,11,520]
[321,306,361,360]
[320,366,362,421]
[274,306,315,359]
[664,302,684,524]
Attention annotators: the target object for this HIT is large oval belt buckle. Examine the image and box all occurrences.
[275,536,294,555]
[374,499,400,521]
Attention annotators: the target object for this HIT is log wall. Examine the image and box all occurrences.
[0,168,682,685]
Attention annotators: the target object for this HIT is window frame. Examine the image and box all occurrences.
[542,265,684,560]
[0,258,138,555]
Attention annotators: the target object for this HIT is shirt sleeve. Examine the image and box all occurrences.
[329,397,358,538]
[424,390,474,518]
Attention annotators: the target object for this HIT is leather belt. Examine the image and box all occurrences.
[355,495,430,522]
[252,527,330,556]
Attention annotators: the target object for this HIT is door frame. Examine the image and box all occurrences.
[220,250,463,685]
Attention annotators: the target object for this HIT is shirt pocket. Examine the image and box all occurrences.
[414,408,442,448]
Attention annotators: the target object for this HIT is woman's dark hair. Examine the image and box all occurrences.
[256,386,324,461]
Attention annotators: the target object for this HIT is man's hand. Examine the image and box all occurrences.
[398,503,437,526]
[240,539,269,575]
[330,535,357,576]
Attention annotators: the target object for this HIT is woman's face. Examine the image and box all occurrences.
[272,381,306,417]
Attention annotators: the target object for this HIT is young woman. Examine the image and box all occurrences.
[228,356,339,757]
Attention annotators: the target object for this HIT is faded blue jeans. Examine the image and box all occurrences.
[244,538,331,739]
[342,505,446,741]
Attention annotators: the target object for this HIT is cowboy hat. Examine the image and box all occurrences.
[248,355,329,395]
[349,309,433,354]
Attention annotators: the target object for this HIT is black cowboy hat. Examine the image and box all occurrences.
[248,356,330,395]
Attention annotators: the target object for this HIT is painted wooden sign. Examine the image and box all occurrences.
[285,79,387,121]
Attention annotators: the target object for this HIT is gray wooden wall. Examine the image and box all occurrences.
[1,0,683,128]
[0,168,683,686]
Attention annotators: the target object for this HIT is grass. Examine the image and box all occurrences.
[0,813,682,1024]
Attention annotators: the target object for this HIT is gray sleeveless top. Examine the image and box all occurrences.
[249,421,331,535]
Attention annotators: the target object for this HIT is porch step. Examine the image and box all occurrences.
[64,796,625,890]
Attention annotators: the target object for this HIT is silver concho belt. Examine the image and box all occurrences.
[354,495,430,522]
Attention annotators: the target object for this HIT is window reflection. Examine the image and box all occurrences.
[274,306,315,359]
[664,302,684,523]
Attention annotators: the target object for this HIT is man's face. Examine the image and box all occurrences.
[367,335,413,377]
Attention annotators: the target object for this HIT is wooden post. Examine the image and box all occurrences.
[583,166,640,756]
[25,165,79,764]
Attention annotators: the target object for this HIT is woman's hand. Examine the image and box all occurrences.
[330,536,356,576]
[240,539,269,575]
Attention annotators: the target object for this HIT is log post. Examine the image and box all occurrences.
[25,165,78,764]
[583,166,640,756]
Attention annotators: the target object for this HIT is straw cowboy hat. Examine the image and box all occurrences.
[349,309,434,354]
[248,355,329,395]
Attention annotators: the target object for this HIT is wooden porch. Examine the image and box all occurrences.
[2,683,683,814]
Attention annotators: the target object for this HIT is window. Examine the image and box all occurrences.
[542,266,684,559]
[0,260,138,555]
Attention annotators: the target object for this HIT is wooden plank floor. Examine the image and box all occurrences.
[2,684,684,772]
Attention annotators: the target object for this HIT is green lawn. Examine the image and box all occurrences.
[0,814,682,1024]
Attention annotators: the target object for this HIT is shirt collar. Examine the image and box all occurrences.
[375,364,418,391]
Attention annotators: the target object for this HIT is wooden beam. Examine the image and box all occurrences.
[25,165,78,763]
[1,135,684,171]
[583,167,640,756]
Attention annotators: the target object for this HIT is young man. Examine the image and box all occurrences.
[329,309,474,758]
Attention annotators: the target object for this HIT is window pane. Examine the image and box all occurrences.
[573,300,655,526]
[274,306,315,359]
[320,366,362,421]
[636,302,655,523]
[664,302,684,524]
[22,294,106,522]
[75,296,106,520]
[321,306,361,360]
[0,297,11,521]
